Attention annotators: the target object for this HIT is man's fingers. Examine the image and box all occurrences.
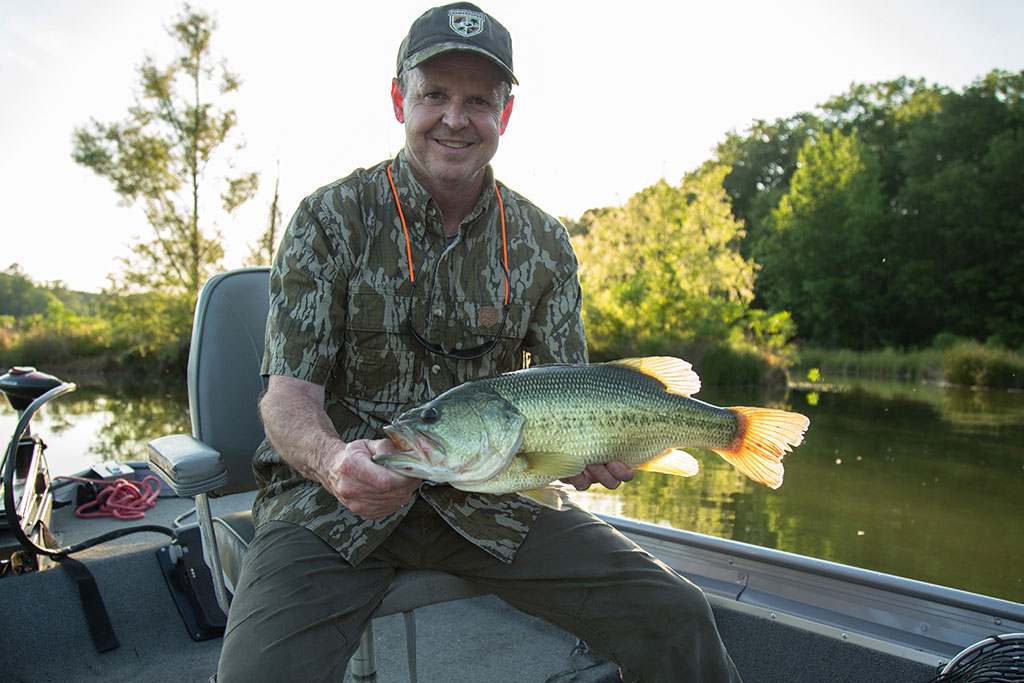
[605,460,635,483]
[561,461,635,491]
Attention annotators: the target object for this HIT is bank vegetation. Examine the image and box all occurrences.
[3,6,1021,389]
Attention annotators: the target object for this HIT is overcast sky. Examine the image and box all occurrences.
[3,0,1022,292]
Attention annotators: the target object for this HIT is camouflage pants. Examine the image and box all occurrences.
[217,497,742,682]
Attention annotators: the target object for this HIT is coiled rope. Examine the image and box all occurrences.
[55,475,162,520]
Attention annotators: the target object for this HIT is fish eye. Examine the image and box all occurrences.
[421,407,440,423]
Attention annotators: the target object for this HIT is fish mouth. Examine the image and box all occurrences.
[378,424,446,476]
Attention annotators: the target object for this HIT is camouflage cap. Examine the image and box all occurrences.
[397,3,517,85]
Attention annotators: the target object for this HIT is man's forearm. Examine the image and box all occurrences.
[259,374,341,485]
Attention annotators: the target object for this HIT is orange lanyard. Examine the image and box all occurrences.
[387,162,509,305]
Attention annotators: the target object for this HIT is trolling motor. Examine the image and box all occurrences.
[0,367,75,574]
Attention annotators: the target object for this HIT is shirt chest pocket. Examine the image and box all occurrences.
[341,291,417,405]
[457,301,535,376]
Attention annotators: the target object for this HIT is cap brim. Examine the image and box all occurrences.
[402,42,518,85]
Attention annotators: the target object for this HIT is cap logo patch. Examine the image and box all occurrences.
[448,9,485,37]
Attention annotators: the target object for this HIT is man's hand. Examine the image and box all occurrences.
[561,460,635,491]
[260,375,421,520]
[319,438,421,520]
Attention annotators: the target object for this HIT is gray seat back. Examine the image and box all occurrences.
[188,267,270,495]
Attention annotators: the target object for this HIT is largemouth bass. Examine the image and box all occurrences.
[377,357,810,508]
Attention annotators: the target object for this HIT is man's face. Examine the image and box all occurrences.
[394,52,513,195]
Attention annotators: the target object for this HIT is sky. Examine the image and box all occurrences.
[2,0,1022,293]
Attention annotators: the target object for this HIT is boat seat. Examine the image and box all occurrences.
[148,267,486,682]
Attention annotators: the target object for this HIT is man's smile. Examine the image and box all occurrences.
[433,139,475,150]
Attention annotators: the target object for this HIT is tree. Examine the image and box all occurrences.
[820,77,945,197]
[72,4,258,299]
[716,113,820,262]
[572,166,782,358]
[896,69,1024,346]
[246,163,282,266]
[0,264,57,318]
[759,128,891,348]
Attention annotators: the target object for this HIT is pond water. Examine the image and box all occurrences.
[2,372,1022,603]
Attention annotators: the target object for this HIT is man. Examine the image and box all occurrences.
[217,4,742,681]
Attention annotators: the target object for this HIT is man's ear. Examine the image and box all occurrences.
[499,94,514,135]
[391,79,405,123]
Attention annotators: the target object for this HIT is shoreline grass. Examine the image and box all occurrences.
[797,342,1023,390]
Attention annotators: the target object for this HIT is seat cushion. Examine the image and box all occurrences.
[147,434,228,496]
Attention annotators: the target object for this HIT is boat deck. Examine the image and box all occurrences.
[0,479,956,682]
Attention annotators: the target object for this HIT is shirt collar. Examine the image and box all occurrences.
[392,150,497,234]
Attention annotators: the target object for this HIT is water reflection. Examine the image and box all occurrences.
[571,379,1024,604]
[2,373,1022,603]
[0,375,189,476]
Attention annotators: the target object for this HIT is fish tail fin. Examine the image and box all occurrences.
[636,449,700,477]
[714,407,810,489]
[520,486,572,511]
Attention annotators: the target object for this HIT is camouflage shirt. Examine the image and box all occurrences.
[253,150,588,565]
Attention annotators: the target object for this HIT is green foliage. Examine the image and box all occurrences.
[572,165,793,382]
[796,347,945,382]
[894,70,1024,346]
[71,4,258,296]
[758,128,892,348]
[0,264,58,318]
[721,69,1024,350]
[820,77,946,196]
[0,269,191,375]
[716,113,820,261]
[943,341,1024,390]
[1,300,110,368]
[101,291,194,373]
[1,264,103,320]
[796,342,1023,389]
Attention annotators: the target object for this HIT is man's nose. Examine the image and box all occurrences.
[441,99,469,129]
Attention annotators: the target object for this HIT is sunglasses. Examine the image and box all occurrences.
[407,273,511,360]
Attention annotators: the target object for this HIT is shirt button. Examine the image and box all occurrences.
[431,364,441,374]
[432,307,443,316]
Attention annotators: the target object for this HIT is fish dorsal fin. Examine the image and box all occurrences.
[607,357,702,396]
[636,449,700,477]
[520,486,571,510]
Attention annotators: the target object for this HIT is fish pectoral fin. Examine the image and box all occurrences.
[522,452,587,480]
[636,449,700,477]
[520,486,571,511]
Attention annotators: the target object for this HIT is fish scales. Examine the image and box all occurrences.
[377,356,810,505]
[481,364,740,467]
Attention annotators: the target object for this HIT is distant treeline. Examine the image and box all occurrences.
[1,264,101,318]
[569,69,1024,360]
[1,264,191,375]
[4,70,1022,384]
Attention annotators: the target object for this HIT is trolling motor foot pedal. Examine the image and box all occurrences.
[157,524,226,641]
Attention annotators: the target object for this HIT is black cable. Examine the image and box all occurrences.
[4,382,177,561]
